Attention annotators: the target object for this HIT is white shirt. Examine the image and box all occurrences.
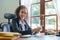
[19,20,25,31]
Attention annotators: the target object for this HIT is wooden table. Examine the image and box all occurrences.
[16,35,60,40]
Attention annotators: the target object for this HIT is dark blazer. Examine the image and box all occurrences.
[10,18,32,35]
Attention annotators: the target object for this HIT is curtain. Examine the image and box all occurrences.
[53,0,60,20]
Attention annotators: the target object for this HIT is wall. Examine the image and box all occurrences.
[0,0,19,22]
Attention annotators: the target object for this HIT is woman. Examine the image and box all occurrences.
[10,5,41,35]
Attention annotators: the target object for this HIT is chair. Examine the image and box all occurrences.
[2,13,15,32]
[0,23,2,32]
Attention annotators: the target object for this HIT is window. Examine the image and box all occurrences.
[31,4,40,16]
[21,0,58,32]
[45,1,56,15]
[31,17,40,28]
[45,1,58,31]
[45,16,56,30]
[30,0,40,28]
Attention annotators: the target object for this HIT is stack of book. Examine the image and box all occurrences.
[0,32,20,40]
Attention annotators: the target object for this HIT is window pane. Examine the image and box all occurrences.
[45,16,56,30]
[45,2,56,15]
[31,4,40,16]
[32,0,40,3]
[31,17,40,28]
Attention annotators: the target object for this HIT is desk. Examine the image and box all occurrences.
[17,35,60,40]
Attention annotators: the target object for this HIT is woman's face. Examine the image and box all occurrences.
[19,8,27,20]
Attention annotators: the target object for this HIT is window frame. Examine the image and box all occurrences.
[30,0,58,32]
[45,14,58,32]
[30,2,40,27]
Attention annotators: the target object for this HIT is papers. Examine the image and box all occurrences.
[21,35,31,38]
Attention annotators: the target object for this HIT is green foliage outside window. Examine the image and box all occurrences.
[46,17,56,25]
[32,4,40,16]
[31,4,40,24]
[45,2,55,9]
[32,17,40,24]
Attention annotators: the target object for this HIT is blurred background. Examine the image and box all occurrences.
[0,0,60,34]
